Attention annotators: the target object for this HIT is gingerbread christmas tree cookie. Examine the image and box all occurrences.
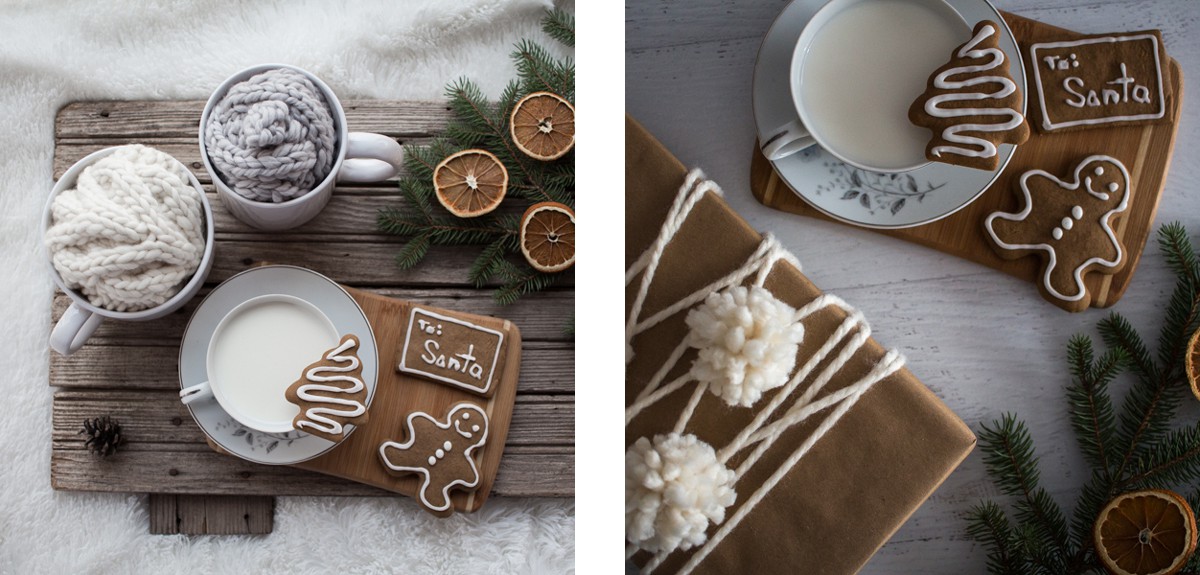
[377,403,489,517]
[909,20,1029,171]
[985,155,1131,312]
[284,334,370,443]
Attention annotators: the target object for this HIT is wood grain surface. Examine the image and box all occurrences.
[48,99,574,534]
[750,12,1182,312]
[627,0,1200,572]
[293,288,522,514]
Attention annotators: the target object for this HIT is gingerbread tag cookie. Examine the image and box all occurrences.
[909,20,1029,171]
[284,334,370,443]
[985,155,1131,312]
[1028,30,1168,133]
[398,307,505,398]
[378,403,489,516]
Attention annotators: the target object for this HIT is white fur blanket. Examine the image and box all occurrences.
[0,1,574,572]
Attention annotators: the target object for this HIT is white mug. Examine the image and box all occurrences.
[761,0,964,172]
[199,63,405,231]
[179,293,339,433]
[44,147,215,357]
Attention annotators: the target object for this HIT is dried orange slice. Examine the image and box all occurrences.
[1186,328,1200,402]
[520,202,574,273]
[1094,489,1198,575]
[433,149,507,218]
[510,91,575,161]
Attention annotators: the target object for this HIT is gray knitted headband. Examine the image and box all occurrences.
[205,68,337,203]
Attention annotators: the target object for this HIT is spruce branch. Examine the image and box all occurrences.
[1119,423,1200,490]
[970,224,1200,574]
[542,8,574,47]
[966,502,1026,575]
[493,259,560,305]
[1066,335,1124,474]
[379,8,573,304]
[978,415,1071,557]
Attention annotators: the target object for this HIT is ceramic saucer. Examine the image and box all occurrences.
[753,0,1025,229]
[179,265,379,465]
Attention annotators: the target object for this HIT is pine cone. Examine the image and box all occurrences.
[80,416,124,457]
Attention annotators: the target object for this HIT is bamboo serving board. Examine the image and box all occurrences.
[751,12,1184,310]
[293,288,520,513]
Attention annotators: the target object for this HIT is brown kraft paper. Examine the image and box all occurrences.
[626,116,976,574]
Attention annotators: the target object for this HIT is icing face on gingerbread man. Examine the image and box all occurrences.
[377,403,489,516]
[985,155,1130,308]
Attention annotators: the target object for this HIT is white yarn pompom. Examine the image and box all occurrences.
[625,433,736,554]
[686,286,804,407]
[45,145,205,312]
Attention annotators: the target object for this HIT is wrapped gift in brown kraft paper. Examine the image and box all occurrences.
[625,116,976,575]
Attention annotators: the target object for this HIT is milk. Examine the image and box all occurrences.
[800,0,966,170]
[210,299,338,425]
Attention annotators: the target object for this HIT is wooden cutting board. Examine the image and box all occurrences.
[207,287,521,514]
[751,12,1184,311]
[295,288,520,513]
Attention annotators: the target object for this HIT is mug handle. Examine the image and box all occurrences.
[49,303,104,356]
[179,381,213,405]
[338,132,404,183]
[761,119,818,161]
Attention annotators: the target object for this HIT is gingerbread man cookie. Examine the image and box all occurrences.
[985,155,1131,312]
[284,334,370,443]
[909,20,1029,171]
[378,403,489,516]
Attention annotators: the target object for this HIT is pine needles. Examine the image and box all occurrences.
[967,224,1200,574]
[378,8,574,304]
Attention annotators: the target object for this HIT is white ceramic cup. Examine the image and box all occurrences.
[44,147,215,357]
[761,0,962,171]
[178,293,339,433]
[199,63,404,231]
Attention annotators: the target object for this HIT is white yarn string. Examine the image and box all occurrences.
[45,144,206,313]
[625,171,907,575]
[672,381,708,435]
[676,354,902,575]
[632,341,690,406]
[626,170,721,365]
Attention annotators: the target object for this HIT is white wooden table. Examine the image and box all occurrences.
[626,0,1200,571]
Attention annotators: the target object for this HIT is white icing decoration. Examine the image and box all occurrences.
[1108,182,1119,193]
[984,155,1130,302]
[1072,206,1083,219]
[294,337,366,436]
[1062,218,1073,230]
[436,449,445,458]
[472,425,480,432]
[377,403,489,513]
[428,456,437,466]
[443,441,452,451]
[1029,35,1165,131]
[923,23,1024,159]
[1053,228,1063,240]
[1095,167,1104,176]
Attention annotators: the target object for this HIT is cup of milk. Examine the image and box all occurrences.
[179,294,339,433]
[761,0,968,171]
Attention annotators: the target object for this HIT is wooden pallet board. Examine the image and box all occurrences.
[48,100,574,534]
[751,13,1183,311]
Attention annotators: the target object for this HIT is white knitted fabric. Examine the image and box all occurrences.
[685,286,805,407]
[44,145,206,312]
[625,433,737,555]
[205,67,337,203]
